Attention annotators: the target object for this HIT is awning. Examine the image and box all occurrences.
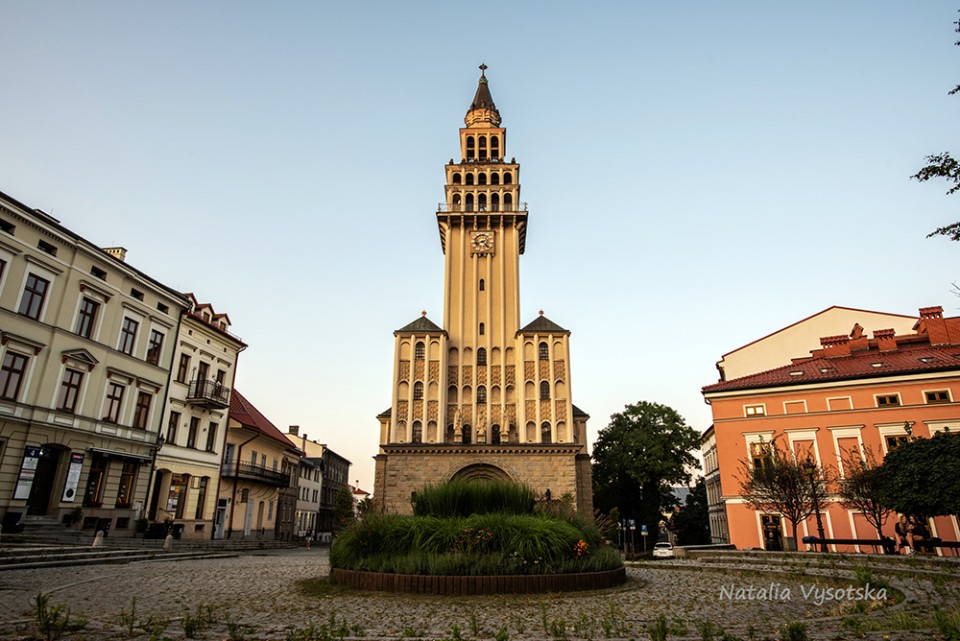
[88,447,152,462]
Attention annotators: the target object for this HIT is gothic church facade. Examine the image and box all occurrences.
[373,68,593,515]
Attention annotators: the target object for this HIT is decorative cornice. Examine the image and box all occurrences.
[381,443,583,456]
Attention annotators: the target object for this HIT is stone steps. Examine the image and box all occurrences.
[0,547,239,572]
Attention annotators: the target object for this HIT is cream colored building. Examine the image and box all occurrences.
[149,295,246,539]
[0,190,188,536]
[373,68,593,515]
[220,389,300,539]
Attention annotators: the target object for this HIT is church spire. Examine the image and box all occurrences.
[465,63,501,127]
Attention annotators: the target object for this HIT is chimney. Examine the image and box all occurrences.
[102,246,127,262]
[819,334,851,357]
[873,328,897,352]
[918,306,950,345]
[288,425,299,436]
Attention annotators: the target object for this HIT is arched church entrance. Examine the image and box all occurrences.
[450,464,512,483]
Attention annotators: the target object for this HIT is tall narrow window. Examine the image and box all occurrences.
[206,422,219,452]
[479,279,485,291]
[540,381,550,400]
[118,317,139,355]
[411,421,422,444]
[116,461,137,508]
[76,297,100,338]
[58,368,84,413]
[167,411,180,444]
[492,424,501,444]
[195,477,209,519]
[413,381,424,400]
[415,341,425,360]
[146,330,164,365]
[84,454,108,506]
[466,136,475,159]
[18,273,50,320]
[541,422,553,444]
[0,352,29,401]
[187,416,200,449]
[197,361,209,383]
[477,348,487,365]
[477,386,487,404]
[133,391,152,429]
[102,382,125,423]
[538,342,549,360]
[479,323,485,335]
[177,354,190,383]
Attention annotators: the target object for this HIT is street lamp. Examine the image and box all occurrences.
[803,456,827,553]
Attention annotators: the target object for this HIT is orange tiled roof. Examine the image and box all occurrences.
[230,389,298,449]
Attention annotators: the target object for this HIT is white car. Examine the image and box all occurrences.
[652,542,675,559]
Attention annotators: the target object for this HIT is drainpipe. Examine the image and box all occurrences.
[142,302,186,526]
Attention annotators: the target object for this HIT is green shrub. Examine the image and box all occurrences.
[412,479,536,516]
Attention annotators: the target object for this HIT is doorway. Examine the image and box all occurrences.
[761,515,784,551]
[27,446,62,515]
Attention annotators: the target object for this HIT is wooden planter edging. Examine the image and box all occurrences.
[330,566,626,594]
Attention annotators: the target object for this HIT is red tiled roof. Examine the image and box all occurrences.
[230,389,299,449]
[702,343,960,393]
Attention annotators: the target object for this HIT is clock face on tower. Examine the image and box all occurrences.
[471,231,495,254]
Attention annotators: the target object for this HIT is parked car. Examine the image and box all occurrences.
[652,541,675,559]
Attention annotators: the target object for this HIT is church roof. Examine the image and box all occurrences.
[395,314,445,334]
[572,405,590,418]
[470,72,497,112]
[377,407,392,419]
[519,313,568,333]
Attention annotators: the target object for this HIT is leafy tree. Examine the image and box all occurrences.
[672,477,711,546]
[738,438,824,551]
[332,486,356,534]
[592,401,700,546]
[913,11,960,240]
[836,447,891,540]
[880,431,960,520]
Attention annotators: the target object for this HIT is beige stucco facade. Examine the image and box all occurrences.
[0,191,188,535]
[373,69,593,515]
[149,299,246,539]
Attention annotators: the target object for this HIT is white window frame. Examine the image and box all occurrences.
[743,403,766,417]
[828,425,864,478]
[922,388,953,404]
[16,260,59,323]
[877,423,910,455]
[874,392,901,408]
[782,399,808,415]
[826,396,853,412]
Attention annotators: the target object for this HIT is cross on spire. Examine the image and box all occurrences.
[479,63,488,77]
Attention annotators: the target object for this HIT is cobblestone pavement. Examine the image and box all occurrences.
[0,549,957,640]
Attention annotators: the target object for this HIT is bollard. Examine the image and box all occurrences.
[163,533,173,550]
[92,530,104,547]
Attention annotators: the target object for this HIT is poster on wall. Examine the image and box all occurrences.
[61,453,85,502]
[13,446,41,500]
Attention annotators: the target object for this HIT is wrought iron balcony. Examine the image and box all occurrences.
[186,379,230,408]
[222,462,291,487]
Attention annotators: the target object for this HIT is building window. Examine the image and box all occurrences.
[538,342,548,361]
[146,330,164,366]
[540,381,550,400]
[477,348,487,366]
[415,341,425,360]
[118,317,139,355]
[412,421,422,444]
[18,273,50,320]
[37,239,58,256]
[76,297,100,338]
[103,382,125,423]
[195,477,209,519]
[177,354,190,383]
[206,422,218,452]
[477,386,487,404]
[491,424,501,444]
[0,219,15,234]
[58,368,84,413]
[130,288,144,301]
[84,454,108,506]
[886,435,909,451]
[132,391,152,429]
[750,442,770,470]
[541,422,552,444]
[167,411,180,444]
[479,279,485,291]
[744,404,765,416]
[876,394,900,407]
[115,461,137,508]
[479,323,485,335]
[187,416,200,449]
[90,265,107,280]
[413,381,424,400]
[0,352,29,401]
[0,258,6,281]
[926,390,951,404]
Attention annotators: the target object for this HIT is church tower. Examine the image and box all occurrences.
[374,67,593,515]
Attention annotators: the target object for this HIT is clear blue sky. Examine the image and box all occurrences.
[2,2,957,492]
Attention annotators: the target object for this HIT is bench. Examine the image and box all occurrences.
[805,536,960,556]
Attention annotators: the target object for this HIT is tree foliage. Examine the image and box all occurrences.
[914,11,960,240]
[672,477,711,546]
[836,447,891,540]
[880,431,960,520]
[592,401,700,544]
[738,439,824,550]
[333,486,356,534]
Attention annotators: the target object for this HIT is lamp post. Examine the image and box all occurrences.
[803,457,827,553]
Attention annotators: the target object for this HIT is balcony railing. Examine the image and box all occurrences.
[437,203,528,213]
[186,379,230,408]
[222,462,291,487]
